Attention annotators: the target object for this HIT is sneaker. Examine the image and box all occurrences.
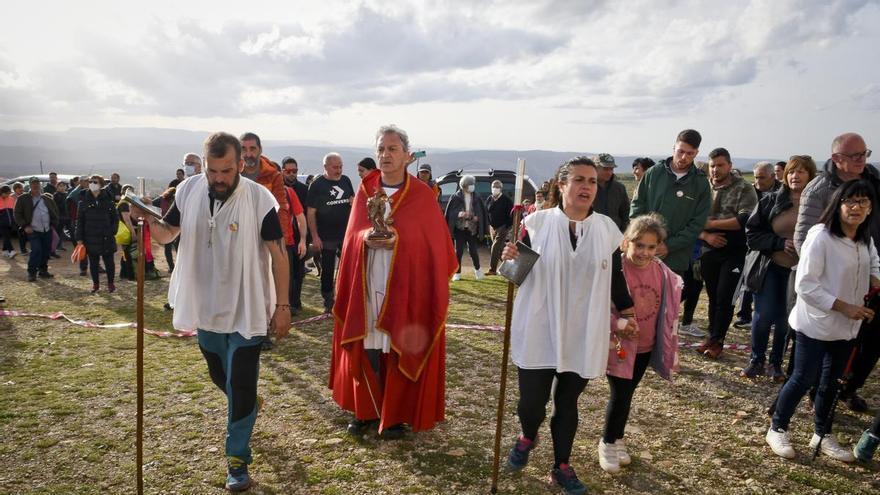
[809,433,855,462]
[854,430,880,462]
[452,273,461,281]
[704,342,723,359]
[733,316,752,329]
[346,418,377,436]
[474,269,484,281]
[616,438,631,466]
[768,363,785,383]
[549,463,587,495]
[766,427,796,459]
[740,361,764,379]
[380,423,407,440]
[38,271,54,279]
[225,456,252,492]
[505,435,535,471]
[597,439,620,473]
[696,339,711,354]
[679,324,705,337]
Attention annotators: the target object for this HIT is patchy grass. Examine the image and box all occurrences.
[1,244,879,494]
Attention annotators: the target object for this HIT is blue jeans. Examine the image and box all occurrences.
[772,331,855,434]
[197,330,264,464]
[750,263,790,365]
[26,230,52,274]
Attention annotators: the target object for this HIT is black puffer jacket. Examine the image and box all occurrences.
[76,190,119,255]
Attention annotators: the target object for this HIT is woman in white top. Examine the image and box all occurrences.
[766,179,880,462]
[501,157,636,495]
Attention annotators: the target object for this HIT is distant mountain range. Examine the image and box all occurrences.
[0,127,781,183]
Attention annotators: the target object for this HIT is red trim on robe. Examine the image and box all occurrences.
[328,169,458,432]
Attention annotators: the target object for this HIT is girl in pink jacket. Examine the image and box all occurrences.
[599,214,683,473]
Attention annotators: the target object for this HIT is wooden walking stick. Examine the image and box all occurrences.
[490,158,526,494]
[135,179,146,495]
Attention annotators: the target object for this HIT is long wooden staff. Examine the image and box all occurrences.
[135,179,146,495]
[490,158,526,494]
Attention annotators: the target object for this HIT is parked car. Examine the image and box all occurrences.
[436,169,538,207]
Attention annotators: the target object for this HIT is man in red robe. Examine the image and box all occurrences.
[329,125,457,438]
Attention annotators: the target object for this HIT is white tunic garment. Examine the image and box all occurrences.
[364,186,398,352]
[168,175,279,338]
[510,208,623,379]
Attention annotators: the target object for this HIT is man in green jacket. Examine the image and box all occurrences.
[630,129,712,275]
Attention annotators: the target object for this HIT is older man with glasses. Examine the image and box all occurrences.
[794,132,878,413]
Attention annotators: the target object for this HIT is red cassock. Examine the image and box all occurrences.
[329,169,458,433]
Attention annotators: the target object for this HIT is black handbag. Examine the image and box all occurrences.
[743,249,772,292]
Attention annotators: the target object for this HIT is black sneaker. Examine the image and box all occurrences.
[506,435,536,471]
[346,418,377,436]
[733,316,752,329]
[38,271,54,279]
[550,463,587,495]
[380,423,407,440]
[27,273,37,282]
[740,361,764,379]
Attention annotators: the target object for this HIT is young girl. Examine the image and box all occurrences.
[599,214,682,473]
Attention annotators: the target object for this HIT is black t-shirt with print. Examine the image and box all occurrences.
[306,175,354,242]
[162,193,282,242]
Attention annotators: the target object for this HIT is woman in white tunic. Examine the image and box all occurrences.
[502,157,636,495]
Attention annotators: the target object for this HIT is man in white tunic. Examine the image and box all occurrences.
[132,132,290,492]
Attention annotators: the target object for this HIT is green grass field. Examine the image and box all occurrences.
[1,238,878,494]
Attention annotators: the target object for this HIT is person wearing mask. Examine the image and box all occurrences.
[76,175,119,293]
[444,175,487,281]
[0,185,16,258]
[503,157,634,495]
[356,157,377,179]
[742,156,817,380]
[14,177,58,281]
[485,179,513,275]
[183,153,202,177]
[766,180,878,463]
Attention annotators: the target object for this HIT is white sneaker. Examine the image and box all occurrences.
[452,273,461,281]
[809,433,855,462]
[679,324,705,337]
[616,438,631,466]
[597,439,620,473]
[474,269,484,281]
[766,427,796,459]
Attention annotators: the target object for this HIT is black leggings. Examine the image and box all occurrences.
[89,252,115,285]
[603,351,652,443]
[454,228,480,272]
[517,368,589,466]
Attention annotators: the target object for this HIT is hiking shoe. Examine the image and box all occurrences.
[597,439,620,474]
[615,438,631,466]
[506,435,535,471]
[768,363,785,383]
[452,273,461,282]
[679,324,705,337]
[854,430,880,462]
[225,456,252,492]
[704,342,723,359]
[809,433,855,462]
[696,339,711,354]
[740,361,764,379]
[843,392,869,413]
[474,269,484,281]
[346,418,377,436]
[380,423,407,440]
[549,463,587,495]
[766,427,796,459]
[733,316,752,329]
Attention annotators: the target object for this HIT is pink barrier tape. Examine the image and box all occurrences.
[447,323,504,332]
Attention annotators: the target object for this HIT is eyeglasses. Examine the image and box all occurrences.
[834,150,872,161]
[842,198,872,208]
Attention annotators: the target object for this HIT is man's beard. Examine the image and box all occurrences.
[243,156,259,170]
[283,175,297,186]
[210,174,240,200]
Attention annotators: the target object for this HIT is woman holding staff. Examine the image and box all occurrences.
[502,156,635,495]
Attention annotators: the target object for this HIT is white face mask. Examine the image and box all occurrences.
[465,185,474,193]
[491,187,502,196]
[184,165,196,176]
[88,183,100,193]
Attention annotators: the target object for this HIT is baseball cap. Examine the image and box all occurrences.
[28,176,40,183]
[418,163,432,172]
[596,153,616,168]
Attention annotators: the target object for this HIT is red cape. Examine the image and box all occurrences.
[329,170,457,432]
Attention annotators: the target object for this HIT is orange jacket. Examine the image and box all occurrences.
[254,156,291,242]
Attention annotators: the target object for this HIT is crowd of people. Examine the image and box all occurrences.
[3,127,880,494]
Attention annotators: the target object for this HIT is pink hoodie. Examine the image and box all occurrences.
[606,256,683,381]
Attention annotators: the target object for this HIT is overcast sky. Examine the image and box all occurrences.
[1,0,878,159]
